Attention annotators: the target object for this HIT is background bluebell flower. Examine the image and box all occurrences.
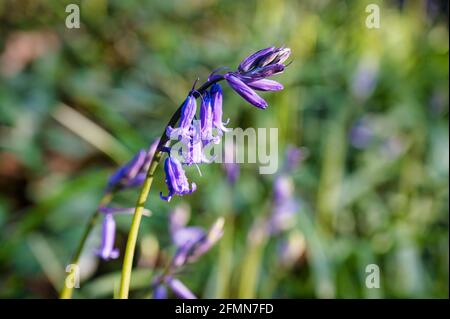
[96,214,119,260]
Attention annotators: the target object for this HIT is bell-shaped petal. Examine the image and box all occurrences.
[96,214,119,260]
[168,278,197,299]
[224,73,268,109]
[210,83,230,135]
[238,46,276,72]
[160,156,196,201]
[246,79,284,91]
[166,94,197,141]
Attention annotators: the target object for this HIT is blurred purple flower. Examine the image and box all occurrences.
[105,139,159,193]
[160,156,197,202]
[96,214,119,260]
[349,118,374,149]
[351,58,378,101]
[168,278,197,299]
[153,285,168,299]
[284,145,307,172]
[222,139,240,184]
[151,207,224,299]
[171,217,224,268]
[105,149,146,192]
[152,276,197,299]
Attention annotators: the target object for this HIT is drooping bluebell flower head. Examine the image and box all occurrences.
[225,46,290,109]
[160,156,197,202]
[96,213,119,260]
[159,46,290,201]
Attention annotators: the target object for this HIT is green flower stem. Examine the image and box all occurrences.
[117,151,162,299]
[60,193,113,299]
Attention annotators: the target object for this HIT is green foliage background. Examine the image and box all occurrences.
[0,0,448,298]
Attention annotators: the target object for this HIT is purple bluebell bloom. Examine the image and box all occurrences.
[269,176,299,234]
[224,73,268,109]
[199,92,214,143]
[105,149,147,192]
[168,278,197,299]
[153,285,168,299]
[349,118,374,149]
[210,83,229,135]
[160,156,197,202]
[171,217,224,267]
[180,124,203,165]
[238,46,290,76]
[151,210,224,299]
[238,46,276,72]
[227,46,290,108]
[166,94,197,141]
[105,139,160,193]
[284,145,306,172]
[246,79,284,91]
[222,139,239,184]
[96,214,119,260]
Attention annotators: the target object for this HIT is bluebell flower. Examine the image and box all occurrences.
[246,79,284,91]
[238,46,276,72]
[238,46,290,77]
[224,73,269,109]
[95,207,151,261]
[171,217,224,267]
[160,156,196,202]
[210,83,230,135]
[151,206,224,299]
[105,149,147,192]
[226,46,290,108]
[152,276,197,299]
[167,277,197,299]
[222,139,239,184]
[153,284,168,299]
[105,139,159,193]
[199,92,214,143]
[166,94,197,142]
[96,213,119,260]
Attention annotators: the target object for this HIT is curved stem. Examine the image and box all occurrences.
[118,75,224,299]
[60,193,113,299]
